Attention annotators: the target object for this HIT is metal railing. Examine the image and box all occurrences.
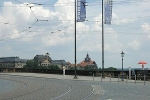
[90,74,149,85]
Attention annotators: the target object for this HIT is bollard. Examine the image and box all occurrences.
[93,73,94,81]
[144,75,146,85]
[126,76,128,83]
[110,74,111,82]
[118,75,120,83]
[135,75,136,84]
[101,74,102,82]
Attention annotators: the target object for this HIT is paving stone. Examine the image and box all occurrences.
[0,73,150,100]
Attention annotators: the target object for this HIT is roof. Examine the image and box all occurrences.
[42,60,50,63]
[34,55,52,62]
[79,53,97,67]
[52,60,67,65]
[0,57,27,63]
[80,60,95,67]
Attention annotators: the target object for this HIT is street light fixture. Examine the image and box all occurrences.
[121,51,125,81]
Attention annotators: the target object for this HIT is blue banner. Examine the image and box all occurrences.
[104,0,112,25]
[77,0,86,22]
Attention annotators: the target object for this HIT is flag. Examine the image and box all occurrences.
[104,0,112,25]
[77,0,86,22]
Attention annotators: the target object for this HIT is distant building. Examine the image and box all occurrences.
[67,62,80,70]
[41,60,50,67]
[0,57,27,68]
[67,53,98,70]
[78,53,98,70]
[52,60,67,69]
[33,54,52,67]
[33,54,68,69]
[33,54,52,63]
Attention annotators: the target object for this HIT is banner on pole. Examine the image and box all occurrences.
[77,0,86,22]
[104,0,112,25]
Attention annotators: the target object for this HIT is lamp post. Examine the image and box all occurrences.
[121,51,125,81]
[74,0,77,79]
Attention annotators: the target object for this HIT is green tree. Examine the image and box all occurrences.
[70,67,75,70]
[24,60,34,68]
[48,65,59,70]
[99,67,102,71]
[84,65,97,71]
[37,66,47,69]
[105,67,117,71]
[24,60,39,69]
[34,61,39,68]
[84,66,90,70]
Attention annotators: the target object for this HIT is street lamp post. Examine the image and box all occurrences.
[121,51,125,81]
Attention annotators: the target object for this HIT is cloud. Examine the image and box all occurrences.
[141,23,150,33]
[0,1,62,43]
[78,42,101,52]
[42,32,74,46]
[77,22,89,32]
[0,0,89,47]
[105,41,122,53]
[3,45,12,51]
[127,40,141,50]
[54,0,74,24]
[0,0,122,52]
[141,23,150,39]
[77,26,121,53]
[112,13,137,25]
[91,14,102,31]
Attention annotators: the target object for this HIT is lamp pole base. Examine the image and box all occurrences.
[102,76,105,78]
[73,76,78,79]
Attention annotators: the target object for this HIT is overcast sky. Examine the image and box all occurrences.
[0,0,150,69]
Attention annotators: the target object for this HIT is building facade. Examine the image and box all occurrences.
[0,57,27,68]
[52,60,67,69]
[33,54,68,69]
[68,53,98,70]
[78,53,98,70]
[33,54,52,67]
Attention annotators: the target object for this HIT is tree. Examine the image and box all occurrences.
[84,66,90,70]
[105,67,117,71]
[48,65,59,70]
[37,66,47,69]
[84,65,97,71]
[70,67,75,70]
[24,60,39,69]
[34,61,39,68]
[99,67,102,71]
[24,60,34,68]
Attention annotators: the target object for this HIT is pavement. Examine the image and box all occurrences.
[0,72,146,83]
[0,73,150,100]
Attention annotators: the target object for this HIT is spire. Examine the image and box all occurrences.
[87,52,89,57]
[85,52,90,62]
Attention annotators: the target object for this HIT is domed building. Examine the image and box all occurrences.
[79,53,98,70]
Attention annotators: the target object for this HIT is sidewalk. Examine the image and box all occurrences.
[0,72,144,83]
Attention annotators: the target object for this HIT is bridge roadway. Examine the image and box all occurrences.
[0,73,150,100]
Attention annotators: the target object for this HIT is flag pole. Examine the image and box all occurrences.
[74,0,78,79]
[102,0,105,78]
